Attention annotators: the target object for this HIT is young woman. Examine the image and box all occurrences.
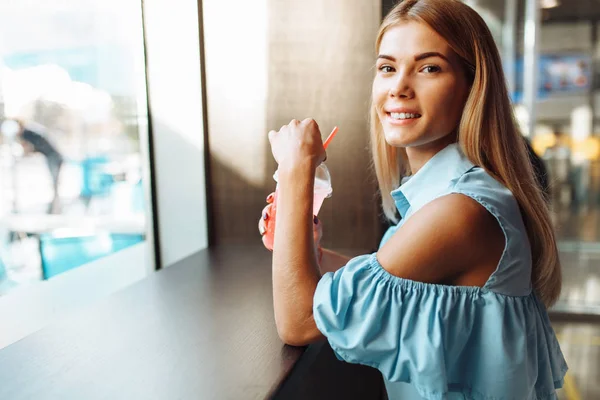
[259,0,567,398]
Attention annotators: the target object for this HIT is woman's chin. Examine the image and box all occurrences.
[383,130,418,148]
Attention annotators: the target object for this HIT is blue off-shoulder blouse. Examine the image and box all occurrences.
[313,143,567,400]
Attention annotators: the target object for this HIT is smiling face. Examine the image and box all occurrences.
[373,21,470,156]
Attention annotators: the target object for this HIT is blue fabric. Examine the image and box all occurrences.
[313,143,567,399]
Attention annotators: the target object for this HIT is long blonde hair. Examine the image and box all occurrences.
[370,0,562,307]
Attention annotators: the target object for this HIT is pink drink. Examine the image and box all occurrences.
[264,164,332,251]
[263,189,278,250]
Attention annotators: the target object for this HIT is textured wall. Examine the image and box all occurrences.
[204,0,384,252]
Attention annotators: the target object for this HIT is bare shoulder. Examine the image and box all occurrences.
[377,193,505,285]
[431,193,501,236]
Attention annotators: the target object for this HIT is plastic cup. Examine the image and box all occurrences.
[313,163,333,215]
[263,191,278,250]
[264,163,332,251]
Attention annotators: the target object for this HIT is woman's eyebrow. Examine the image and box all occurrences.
[377,54,396,62]
[414,52,449,62]
[377,52,450,63]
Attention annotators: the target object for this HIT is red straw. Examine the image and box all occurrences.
[323,126,339,150]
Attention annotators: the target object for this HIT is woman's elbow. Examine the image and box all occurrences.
[278,330,307,347]
[276,323,322,346]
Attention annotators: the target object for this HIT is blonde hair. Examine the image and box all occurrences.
[370,0,562,307]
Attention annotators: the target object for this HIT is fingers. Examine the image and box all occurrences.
[276,118,315,131]
[259,206,323,253]
[268,118,324,168]
[261,204,272,219]
[266,192,275,204]
[301,118,318,129]
[258,204,271,236]
[270,118,320,138]
[269,120,299,143]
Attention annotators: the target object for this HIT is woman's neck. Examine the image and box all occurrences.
[405,133,457,174]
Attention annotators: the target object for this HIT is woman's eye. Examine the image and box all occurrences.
[378,65,395,73]
[421,65,441,74]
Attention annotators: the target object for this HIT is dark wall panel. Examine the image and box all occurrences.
[204,0,384,252]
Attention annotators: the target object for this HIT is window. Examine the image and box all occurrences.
[0,0,153,347]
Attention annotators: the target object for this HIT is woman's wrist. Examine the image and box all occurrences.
[277,158,316,182]
[277,162,316,203]
[275,159,321,266]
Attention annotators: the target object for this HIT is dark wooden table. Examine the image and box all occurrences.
[0,246,306,400]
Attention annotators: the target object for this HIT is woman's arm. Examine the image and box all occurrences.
[267,118,330,346]
[272,161,324,346]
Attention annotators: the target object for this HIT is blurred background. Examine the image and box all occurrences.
[0,0,598,397]
[0,0,148,296]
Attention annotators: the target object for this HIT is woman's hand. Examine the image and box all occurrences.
[258,192,323,261]
[268,118,326,172]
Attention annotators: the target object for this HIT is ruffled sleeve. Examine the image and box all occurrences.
[313,253,568,400]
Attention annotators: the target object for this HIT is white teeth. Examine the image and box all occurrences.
[390,112,420,120]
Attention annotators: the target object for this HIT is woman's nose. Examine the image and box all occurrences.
[389,74,415,99]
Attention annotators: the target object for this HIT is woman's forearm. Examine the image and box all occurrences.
[272,161,321,343]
